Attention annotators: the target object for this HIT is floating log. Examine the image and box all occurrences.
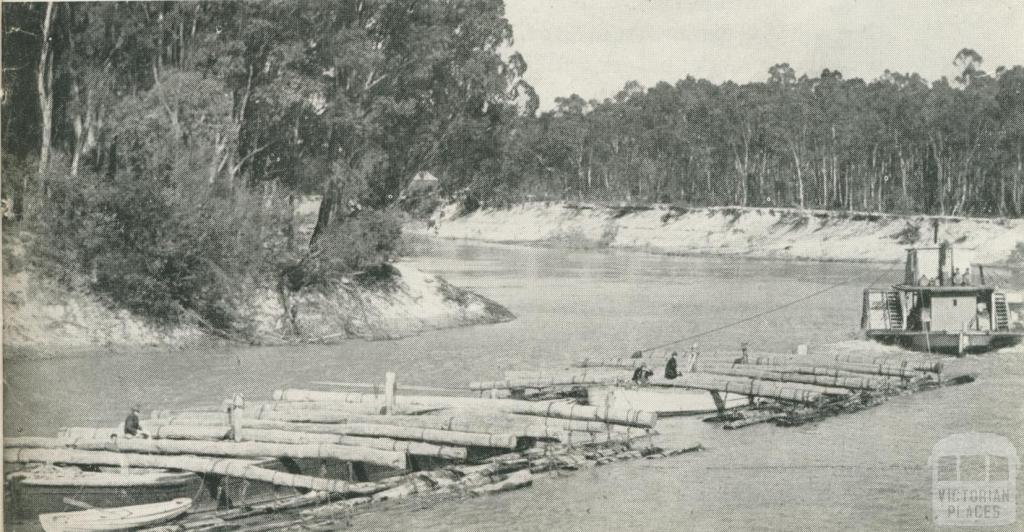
[646,374,851,403]
[502,369,630,380]
[157,401,439,421]
[469,374,629,391]
[166,421,512,450]
[231,422,517,449]
[274,389,657,428]
[469,469,532,496]
[152,407,412,424]
[573,356,659,369]
[302,459,531,520]
[3,448,400,495]
[744,356,941,376]
[145,413,629,442]
[327,413,626,434]
[814,352,944,366]
[693,364,894,390]
[58,426,467,460]
[6,436,406,469]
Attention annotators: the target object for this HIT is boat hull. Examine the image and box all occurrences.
[866,330,1024,356]
[38,497,192,532]
[7,468,198,520]
[586,385,747,417]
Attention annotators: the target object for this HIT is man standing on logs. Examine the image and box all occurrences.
[664,352,679,380]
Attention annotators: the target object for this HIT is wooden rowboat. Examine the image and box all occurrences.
[38,497,192,532]
[587,385,746,417]
[6,466,198,519]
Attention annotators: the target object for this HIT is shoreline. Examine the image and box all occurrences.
[419,202,1024,265]
[3,264,515,359]
[409,232,908,265]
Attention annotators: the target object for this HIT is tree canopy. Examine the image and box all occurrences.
[1,0,532,331]
[489,54,1024,217]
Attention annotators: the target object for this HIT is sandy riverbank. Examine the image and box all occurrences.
[2,263,514,358]
[417,202,1023,264]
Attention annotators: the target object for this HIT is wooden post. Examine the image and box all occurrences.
[229,394,245,442]
[709,391,727,415]
[384,372,396,415]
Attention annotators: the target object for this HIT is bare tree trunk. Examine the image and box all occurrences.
[790,145,804,209]
[37,2,57,177]
[898,146,909,204]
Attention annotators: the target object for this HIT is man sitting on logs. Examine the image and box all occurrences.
[124,405,149,439]
[664,352,679,380]
[632,363,653,384]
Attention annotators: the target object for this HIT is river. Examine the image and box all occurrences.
[5,238,1023,530]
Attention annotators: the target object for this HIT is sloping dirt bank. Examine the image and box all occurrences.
[419,203,1023,264]
[3,264,514,357]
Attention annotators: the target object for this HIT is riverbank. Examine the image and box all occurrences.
[416,202,1024,264]
[2,262,514,358]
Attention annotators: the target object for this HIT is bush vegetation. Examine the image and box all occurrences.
[2,1,527,335]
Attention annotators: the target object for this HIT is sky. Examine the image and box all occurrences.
[503,0,1024,109]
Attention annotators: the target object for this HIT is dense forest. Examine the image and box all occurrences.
[1,0,532,331]
[495,54,1024,217]
[2,1,1023,333]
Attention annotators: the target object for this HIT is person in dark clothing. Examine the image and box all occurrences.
[734,342,750,364]
[124,405,149,438]
[664,352,679,380]
[632,363,653,384]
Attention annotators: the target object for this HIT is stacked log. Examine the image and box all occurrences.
[152,401,439,422]
[3,448,400,495]
[132,421,515,449]
[145,413,636,447]
[469,374,628,391]
[743,357,942,377]
[274,389,657,428]
[692,363,895,390]
[646,374,851,403]
[6,436,406,469]
[58,426,468,460]
[573,356,661,369]
[502,369,630,381]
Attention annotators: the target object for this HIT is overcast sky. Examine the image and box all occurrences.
[504,0,1024,109]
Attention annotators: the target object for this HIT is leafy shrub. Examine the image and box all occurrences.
[284,209,403,291]
[34,158,291,330]
[891,223,921,245]
[1009,241,1024,264]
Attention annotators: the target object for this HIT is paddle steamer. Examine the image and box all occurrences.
[862,244,1023,355]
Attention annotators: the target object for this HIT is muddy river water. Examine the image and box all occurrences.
[5,238,1023,530]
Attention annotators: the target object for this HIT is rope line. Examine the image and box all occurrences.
[638,260,902,354]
